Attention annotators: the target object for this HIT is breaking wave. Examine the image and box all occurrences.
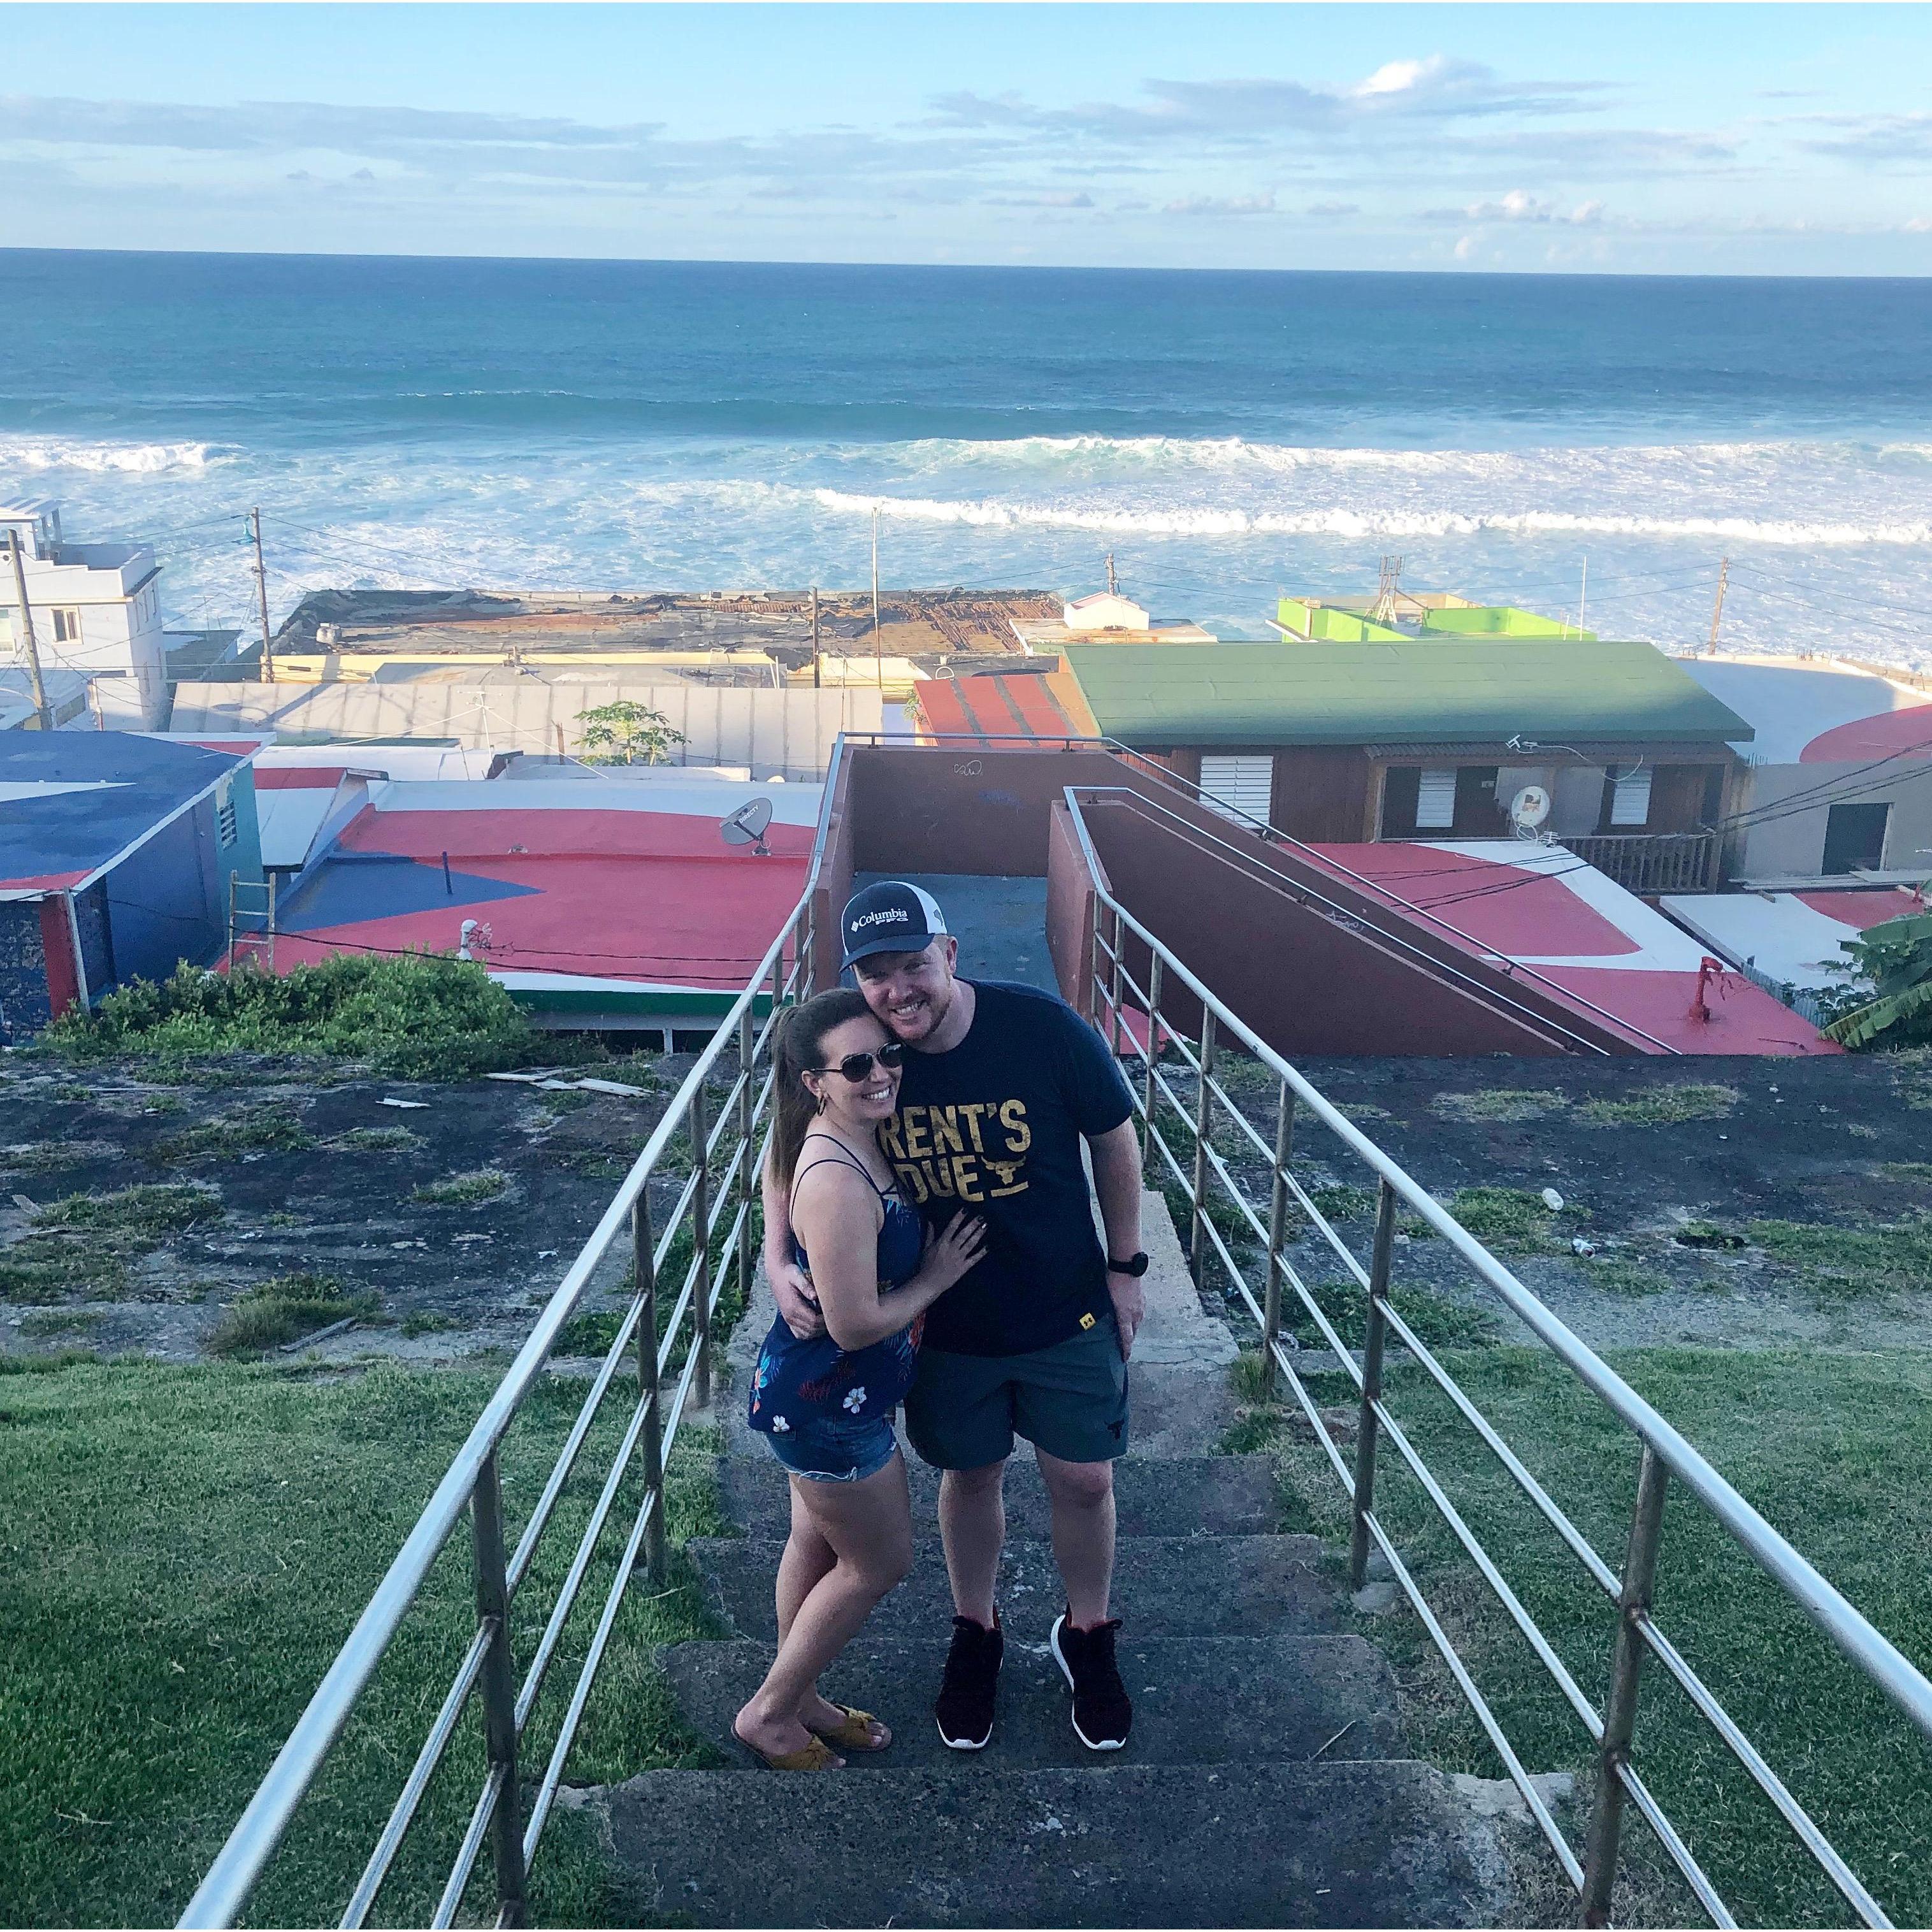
[0,437,218,475]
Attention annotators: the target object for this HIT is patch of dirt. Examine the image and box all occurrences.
[0,1051,710,1366]
[1195,1053,1932,1354]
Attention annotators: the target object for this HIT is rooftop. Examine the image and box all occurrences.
[0,731,247,891]
[1679,653,1932,765]
[1063,640,1754,748]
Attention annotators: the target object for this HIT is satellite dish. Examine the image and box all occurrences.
[720,797,774,857]
[1509,784,1553,835]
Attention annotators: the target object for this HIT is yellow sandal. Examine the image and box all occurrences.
[733,1725,844,1771]
[809,1704,891,1753]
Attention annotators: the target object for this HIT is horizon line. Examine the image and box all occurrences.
[3,243,1928,285]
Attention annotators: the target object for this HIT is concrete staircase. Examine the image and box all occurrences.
[567,1192,1522,1926]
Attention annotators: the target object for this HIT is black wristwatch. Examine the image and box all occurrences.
[1107,1251,1150,1278]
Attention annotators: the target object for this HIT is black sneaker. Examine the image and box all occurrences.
[935,1613,1002,1750]
[1049,1611,1132,1751]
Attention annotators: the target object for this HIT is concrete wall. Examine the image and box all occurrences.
[1733,761,1932,879]
[104,802,227,986]
[809,746,858,991]
[849,744,1127,878]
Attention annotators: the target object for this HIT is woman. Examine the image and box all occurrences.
[737,988,985,1770]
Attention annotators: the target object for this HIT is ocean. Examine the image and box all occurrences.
[3,249,1930,663]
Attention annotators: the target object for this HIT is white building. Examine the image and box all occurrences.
[0,501,171,727]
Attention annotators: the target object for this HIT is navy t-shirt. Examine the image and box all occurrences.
[878,980,1134,1357]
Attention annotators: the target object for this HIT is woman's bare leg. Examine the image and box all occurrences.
[735,1450,913,1759]
[776,1483,836,1642]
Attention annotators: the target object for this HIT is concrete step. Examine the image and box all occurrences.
[583,1759,1508,1927]
[689,1534,1341,1643]
[660,1633,1399,1771]
[718,1450,1282,1541]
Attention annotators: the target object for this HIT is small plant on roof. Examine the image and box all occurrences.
[575,700,686,767]
[1822,913,1932,1051]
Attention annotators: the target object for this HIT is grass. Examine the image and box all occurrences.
[1431,1088,1571,1123]
[1576,1083,1741,1127]
[1747,1215,1932,1301]
[411,1169,510,1207]
[324,1125,423,1154]
[0,1357,728,1928]
[1442,1185,1587,1255]
[18,1309,108,1339]
[397,1310,461,1339]
[42,953,551,1083]
[0,1185,224,1302]
[154,1106,315,1162]
[1224,1345,1932,1928]
[0,1140,117,1174]
[553,1310,626,1357]
[206,1274,381,1357]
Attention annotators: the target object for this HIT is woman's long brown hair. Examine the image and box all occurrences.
[765,988,883,1195]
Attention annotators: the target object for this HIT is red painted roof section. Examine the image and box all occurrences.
[914,672,1095,744]
[336,805,813,863]
[1302,840,1836,1056]
[274,803,809,986]
[1304,842,1641,958]
[1793,888,1922,928]
[1800,702,1932,764]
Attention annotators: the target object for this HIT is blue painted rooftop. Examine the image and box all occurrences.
[0,733,247,891]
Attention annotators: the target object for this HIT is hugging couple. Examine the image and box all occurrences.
[735,879,1150,1770]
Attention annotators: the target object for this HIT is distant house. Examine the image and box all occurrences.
[1272,590,1593,644]
[1679,654,1932,886]
[0,733,264,1035]
[0,501,173,727]
[1060,639,1753,893]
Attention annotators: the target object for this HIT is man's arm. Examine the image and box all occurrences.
[761,1148,827,1341]
[1087,1119,1145,1360]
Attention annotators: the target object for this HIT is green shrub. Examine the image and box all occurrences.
[154,1107,314,1162]
[45,954,542,1081]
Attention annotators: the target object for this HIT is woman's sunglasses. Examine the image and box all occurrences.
[813,1042,905,1083]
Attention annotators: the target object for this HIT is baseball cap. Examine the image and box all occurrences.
[841,880,949,970]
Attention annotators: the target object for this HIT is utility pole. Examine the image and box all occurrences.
[4,528,50,730]
[250,507,275,683]
[1577,556,1588,637]
[1106,551,1118,597]
[871,507,883,693]
[810,585,821,690]
[1705,558,1730,657]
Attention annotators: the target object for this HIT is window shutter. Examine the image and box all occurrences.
[1198,754,1274,826]
[1415,768,1457,830]
[1610,768,1653,828]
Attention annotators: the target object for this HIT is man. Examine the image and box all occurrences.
[761,879,1150,1753]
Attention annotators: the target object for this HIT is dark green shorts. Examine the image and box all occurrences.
[904,1315,1130,1469]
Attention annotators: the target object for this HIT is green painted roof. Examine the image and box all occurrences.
[1063,640,1754,748]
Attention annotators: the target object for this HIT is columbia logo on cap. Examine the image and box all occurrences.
[841,880,949,969]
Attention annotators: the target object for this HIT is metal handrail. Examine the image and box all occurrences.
[181,905,819,1929]
[1063,786,1932,1929]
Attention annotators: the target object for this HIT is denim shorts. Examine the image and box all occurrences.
[764,1409,900,1484]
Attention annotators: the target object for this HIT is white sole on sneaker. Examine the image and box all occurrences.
[935,1721,992,1752]
[1048,1613,1128,1752]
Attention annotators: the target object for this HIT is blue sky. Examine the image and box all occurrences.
[3,3,1929,272]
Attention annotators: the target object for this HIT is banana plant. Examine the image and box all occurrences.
[1822,912,1932,1049]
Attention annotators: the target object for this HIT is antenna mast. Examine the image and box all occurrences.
[1370,554,1404,626]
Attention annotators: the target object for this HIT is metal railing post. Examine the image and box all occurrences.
[1580,1445,1671,1927]
[470,1452,526,1926]
[1107,907,1126,1056]
[1348,1179,1399,1590]
[1087,890,1104,1028]
[689,1080,712,1409]
[736,1004,756,1316]
[1187,1009,1218,1289]
[1141,952,1164,1174]
[1260,1077,1296,1398]
[634,1193,667,1585]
